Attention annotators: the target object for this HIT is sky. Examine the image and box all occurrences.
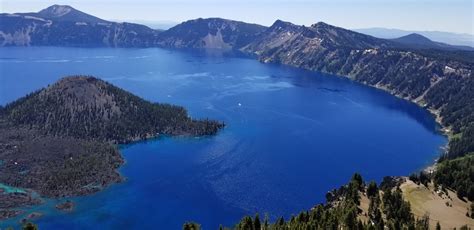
[1,0,473,34]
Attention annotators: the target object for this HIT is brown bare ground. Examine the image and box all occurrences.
[400,179,474,229]
[358,191,370,224]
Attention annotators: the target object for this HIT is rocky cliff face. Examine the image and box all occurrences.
[242,20,472,101]
[156,18,267,49]
[0,5,160,47]
[0,7,267,49]
[243,21,395,55]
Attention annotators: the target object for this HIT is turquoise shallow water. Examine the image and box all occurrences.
[0,184,25,194]
[0,47,446,229]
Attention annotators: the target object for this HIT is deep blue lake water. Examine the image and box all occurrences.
[0,47,446,229]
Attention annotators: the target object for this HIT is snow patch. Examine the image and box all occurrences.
[48,5,72,17]
[444,66,456,74]
[97,22,111,26]
[363,49,378,55]
[24,16,47,22]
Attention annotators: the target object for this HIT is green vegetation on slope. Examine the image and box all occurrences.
[191,174,438,230]
[434,153,474,201]
[425,75,474,160]
[410,153,474,202]
[2,76,224,143]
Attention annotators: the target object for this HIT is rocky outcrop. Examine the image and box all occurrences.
[56,200,75,212]
[0,7,267,49]
[242,19,472,106]
[0,188,42,220]
[156,18,266,49]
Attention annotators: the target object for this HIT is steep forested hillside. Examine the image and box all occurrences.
[3,76,224,143]
[434,153,474,201]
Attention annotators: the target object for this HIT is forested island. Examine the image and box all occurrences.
[0,76,224,220]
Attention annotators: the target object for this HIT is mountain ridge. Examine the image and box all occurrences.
[156,17,267,49]
[355,27,474,47]
[391,33,474,51]
[0,5,160,47]
[1,5,472,51]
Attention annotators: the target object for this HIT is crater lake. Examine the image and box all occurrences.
[0,47,447,229]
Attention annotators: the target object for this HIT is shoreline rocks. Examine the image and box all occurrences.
[55,200,75,212]
[0,209,23,220]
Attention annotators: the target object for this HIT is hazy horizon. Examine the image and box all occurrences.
[1,0,473,35]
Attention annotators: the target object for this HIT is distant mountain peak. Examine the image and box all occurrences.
[354,28,474,47]
[399,33,433,42]
[36,4,107,23]
[385,32,474,51]
[268,19,300,33]
[271,19,295,28]
[311,21,330,28]
[38,5,75,18]
[391,33,437,46]
[310,22,345,32]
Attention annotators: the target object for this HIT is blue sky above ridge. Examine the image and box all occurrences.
[1,0,472,34]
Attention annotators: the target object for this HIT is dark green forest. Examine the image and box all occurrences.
[425,74,474,160]
[2,76,224,143]
[434,153,474,202]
